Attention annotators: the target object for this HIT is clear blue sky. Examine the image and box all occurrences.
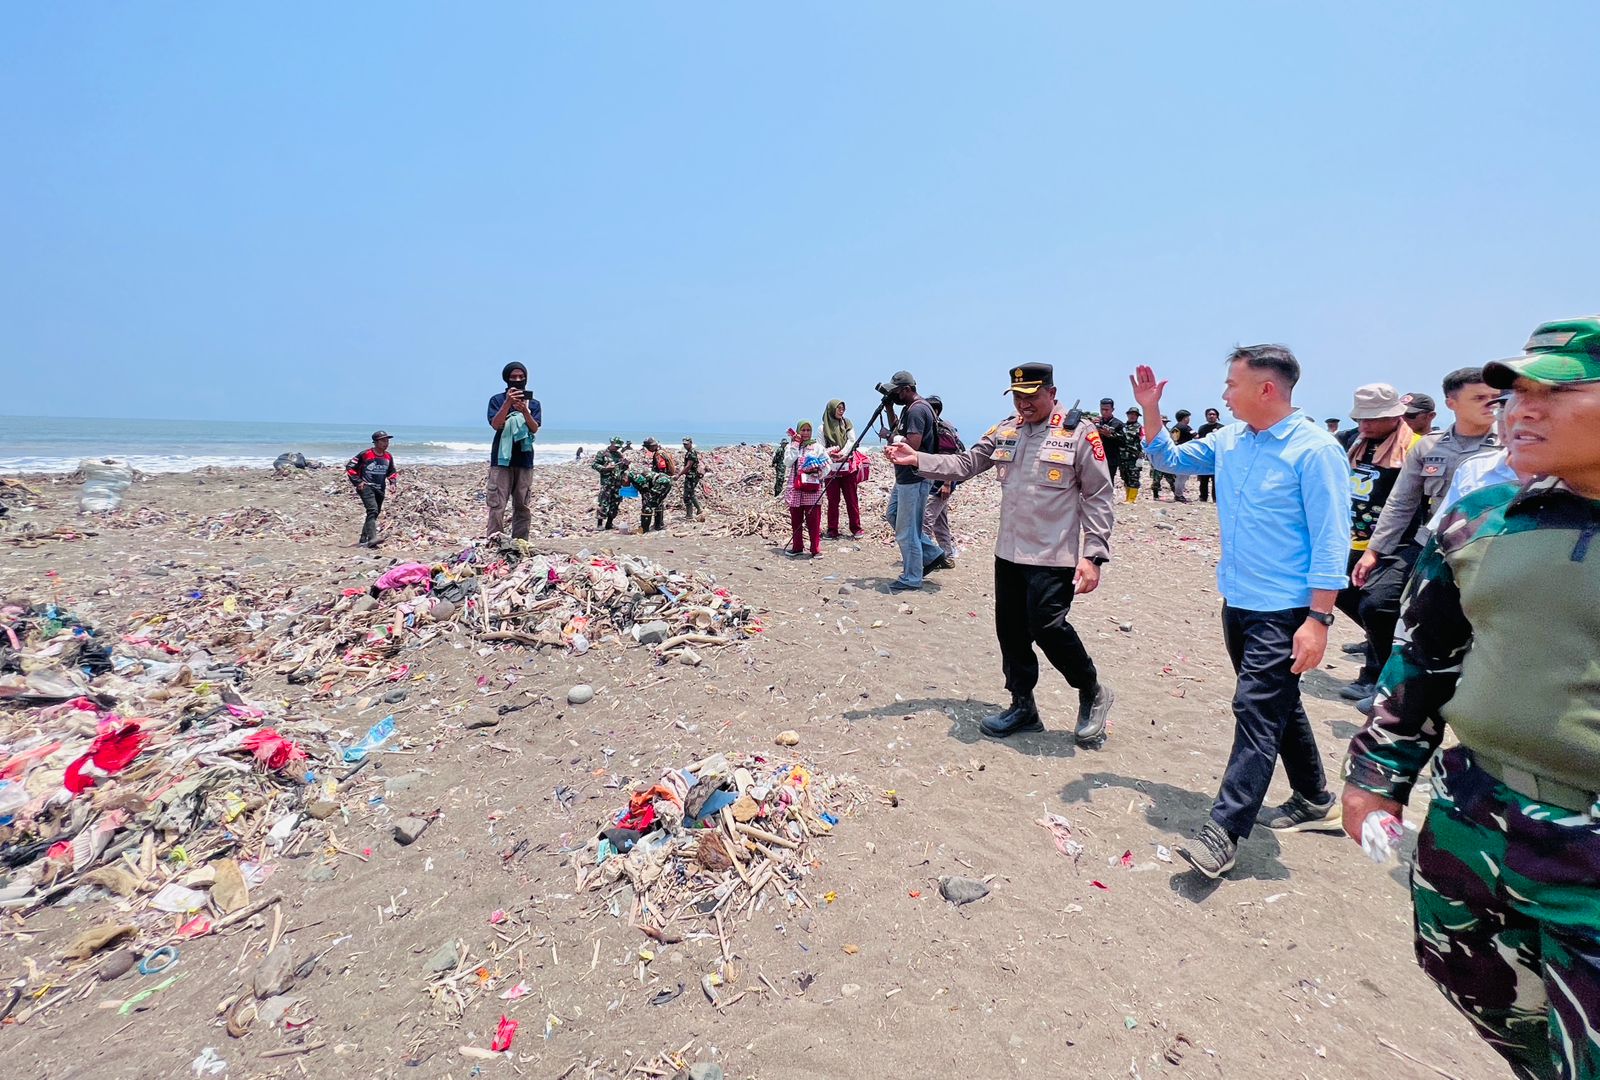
[4,3,1596,438]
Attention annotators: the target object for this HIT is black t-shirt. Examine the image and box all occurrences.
[1196,421,1223,439]
[1171,423,1195,444]
[1346,437,1406,550]
[895,398,937,484]
[1093,415,1125,470]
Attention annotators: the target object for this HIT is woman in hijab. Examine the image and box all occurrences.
[782,421,827,558]
[821,399,865,539]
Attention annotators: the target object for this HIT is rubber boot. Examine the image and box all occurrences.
[1125,488,1138,504]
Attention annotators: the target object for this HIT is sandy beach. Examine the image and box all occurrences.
[0,452,1503,1079]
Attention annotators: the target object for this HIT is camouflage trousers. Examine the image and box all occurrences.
[597,484,622,524]
[682,477,702,517]
[640,493,666,532]
[1411,746,1600,1080]
[1118,459,1142,490]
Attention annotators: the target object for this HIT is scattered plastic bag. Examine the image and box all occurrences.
[337,715,396,763]
[190,1047,226,1076]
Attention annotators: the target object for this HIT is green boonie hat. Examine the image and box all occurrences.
[609,437,624,446]
[1484,317,1600,389]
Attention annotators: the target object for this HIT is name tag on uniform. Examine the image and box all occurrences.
[992,431,1019,462]
[1038,429,1075,465]
[1421,455,1447,476]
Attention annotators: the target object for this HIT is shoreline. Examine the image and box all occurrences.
[0,440,786,481]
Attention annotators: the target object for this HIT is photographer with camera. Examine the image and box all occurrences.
[487,362,542,540]
[878,371,945,592]
[885,363,1116,745]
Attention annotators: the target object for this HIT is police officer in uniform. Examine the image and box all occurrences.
[886,363,1116,745]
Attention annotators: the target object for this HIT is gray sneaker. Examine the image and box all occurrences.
[1074,683,1114,746]
[1180,821,1237,879]
[1259,792,1341,833]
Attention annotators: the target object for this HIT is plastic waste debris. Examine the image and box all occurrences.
[1361,810,1409,864]
[78,458,134,512]
[337,715,396,763]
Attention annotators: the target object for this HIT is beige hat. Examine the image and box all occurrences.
[1349,383,1406,420]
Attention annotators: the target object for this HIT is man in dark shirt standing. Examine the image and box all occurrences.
[1168,410,1196,502]
[346,431,399,548]
[1194,408,1224,501]
[1092,398,1126,493]
[881,370,944,592]
[487,362,542,540]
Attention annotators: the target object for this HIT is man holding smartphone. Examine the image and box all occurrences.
[487,362,542,540]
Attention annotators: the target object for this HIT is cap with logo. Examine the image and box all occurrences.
[1484,317,1600,389]
[371,430,392,441]
[1005,363,1054,396]
[1402,392,1437,414]
[1349,383,1406,420]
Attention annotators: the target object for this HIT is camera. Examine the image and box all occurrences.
[874,381,896,399]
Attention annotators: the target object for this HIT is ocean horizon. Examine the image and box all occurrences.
[0,415,795,475]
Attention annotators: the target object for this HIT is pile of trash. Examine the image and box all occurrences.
[571,747,859,977]
[190,507,294,541]
[265,537,759,690]
[0,477,44,516]
[0,590,465,1034]
[0,599,322,919]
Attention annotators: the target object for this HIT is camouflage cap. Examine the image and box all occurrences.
[609,436,624,446]
[1484,317,1600,389]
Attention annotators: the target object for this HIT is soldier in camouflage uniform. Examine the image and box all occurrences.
[590,437,629,529]
[680,437,705,520]
[1342,317,1600,1080]
[631,466,672,533]
[1118,406,1145,502]
[772,434,788,498]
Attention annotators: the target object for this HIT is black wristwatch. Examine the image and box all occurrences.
[1305,610,1335,627]
[1089,555,1109,566]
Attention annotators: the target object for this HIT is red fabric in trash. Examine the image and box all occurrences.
[63,721,147,794]
[239,728,307,772]
[491,1015,518,1052]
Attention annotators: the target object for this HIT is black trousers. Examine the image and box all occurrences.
[1355,543,1422,684]
[1198,475,1214,501]
[1334,548,1366,630]
[1212,605,1329,839]
[358,485,385,545]
[994,557,1098,700]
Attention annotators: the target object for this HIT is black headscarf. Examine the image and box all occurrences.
[502,363,527,384]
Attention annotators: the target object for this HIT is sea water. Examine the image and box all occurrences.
[0,415,777,474]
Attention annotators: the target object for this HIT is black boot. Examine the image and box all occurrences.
[981,694,1043,738]
[1075,683,1114,746]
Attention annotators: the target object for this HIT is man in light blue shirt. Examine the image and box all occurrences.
[1131,345,1351,879]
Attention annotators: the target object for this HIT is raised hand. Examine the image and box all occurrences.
[1129,365,1167,420]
